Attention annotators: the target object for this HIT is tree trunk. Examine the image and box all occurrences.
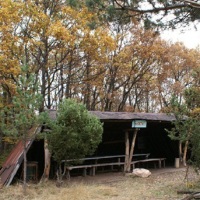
[47,71,51,109]
[183,140,189,167]
[40,65,46,112]
[56,163,63,187]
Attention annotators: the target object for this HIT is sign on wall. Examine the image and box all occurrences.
[132,120,147,128]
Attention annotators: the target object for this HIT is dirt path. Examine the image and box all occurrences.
[70,166,187,185]
[63,166,199,200]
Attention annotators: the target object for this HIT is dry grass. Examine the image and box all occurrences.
[1,168,200,200]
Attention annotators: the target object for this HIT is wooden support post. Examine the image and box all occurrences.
[124,131,129,172]
[127,129,138,172]
[159,160,161,168]
[118,158,121,163]
[83,168,87,177]
[91,166,96,176]
[66,170,70,180]
[163,159,165,168]
[132,162,135,169]
[111,165,114,170]
[117,158,121,170]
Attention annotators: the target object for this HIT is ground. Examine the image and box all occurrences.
[1,166,200,200]
[70,167,187,185]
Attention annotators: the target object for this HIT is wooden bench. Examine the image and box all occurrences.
[132,158,166,169]
[63,154,163,179]
[65,158,166,179]
[90,162,125,176]
[63,154,150,164]
[65,162,125,179]
[65,165,92,179]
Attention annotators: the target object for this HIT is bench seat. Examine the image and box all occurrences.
[132,158,166,168]
[65,158,166,179]
[66,162,125,179]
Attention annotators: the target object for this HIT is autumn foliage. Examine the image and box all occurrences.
[0,0,200,113]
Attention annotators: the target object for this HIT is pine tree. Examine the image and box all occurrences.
[0,65,42,194]
[167,87,200,168]
[46,99,103,185]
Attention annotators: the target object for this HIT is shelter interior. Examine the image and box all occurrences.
[15,119,178,181]
[95,120,178,164]
[14,139,44,182]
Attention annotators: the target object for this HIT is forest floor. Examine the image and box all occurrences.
[1,166,200,200]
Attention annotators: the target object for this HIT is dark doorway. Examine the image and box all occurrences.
[27,139,44,179]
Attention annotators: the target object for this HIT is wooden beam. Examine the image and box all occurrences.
[127,128,138,172]
[124,131,129,172]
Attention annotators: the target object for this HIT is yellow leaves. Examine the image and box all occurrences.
[95,28,116,51]
[191,108,200,118]
[158,41,199,84]
[81,30,114,61]
[45,5,108,50]
[0,0,22,23]
[48,21,71,41]
[79,32,113,86]
[0,0,22,83]
[61,6,95,28]
[2,136,17,144]
[0,57,20,75]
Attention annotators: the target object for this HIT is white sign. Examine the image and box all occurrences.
[132,120,147,128]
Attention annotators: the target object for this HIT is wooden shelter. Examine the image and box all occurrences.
[49,110,178,165]
[0,110,178,185]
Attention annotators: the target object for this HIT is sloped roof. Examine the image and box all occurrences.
[48,109,175,122]
[90,111,175,121]
[0,126,41,187]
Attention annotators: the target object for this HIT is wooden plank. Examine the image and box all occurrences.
[63,155,125,162]
[66,162,124,171]
[132,158,166,169]
[91,162,125,176]
[91,162,125,167]
[62,154,150,163]
[66,165,92,179]
[66,162,125,177]
[66,158,165,171]
[67,165,92,170]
